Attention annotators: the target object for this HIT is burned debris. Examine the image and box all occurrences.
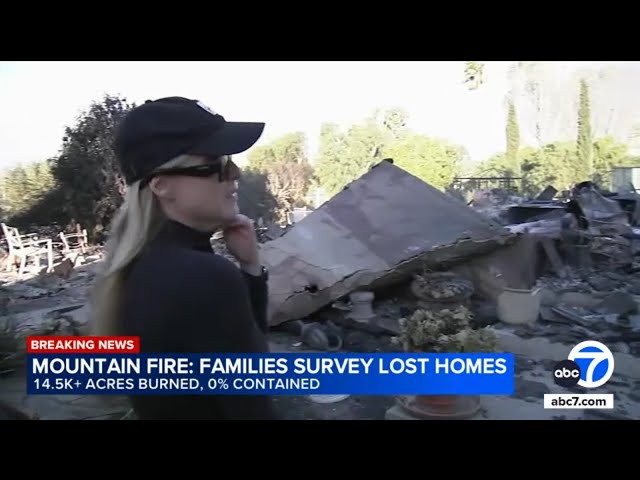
[2,160,640,420]
[262,162,640,419]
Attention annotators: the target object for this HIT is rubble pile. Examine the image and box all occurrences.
[470,188,526,225]
[503,283,640,354]
[461,181,640,348]
[258,167,640,364]
[259,165,640,419]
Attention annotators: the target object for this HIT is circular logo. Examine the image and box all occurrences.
[567,340,615,388]
[553,359,581,387]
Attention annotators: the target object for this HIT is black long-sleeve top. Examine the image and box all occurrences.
[118,219,278,420]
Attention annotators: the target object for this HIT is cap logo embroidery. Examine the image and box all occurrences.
[196,101,217,116]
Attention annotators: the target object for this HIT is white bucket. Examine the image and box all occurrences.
[497,287,541,325]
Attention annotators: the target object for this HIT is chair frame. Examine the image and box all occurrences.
[59,225,88,257]
[1,222,54,276]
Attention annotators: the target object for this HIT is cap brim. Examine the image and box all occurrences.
[189,121,266,157]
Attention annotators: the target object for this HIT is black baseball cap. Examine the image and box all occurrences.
[113,96,265,185]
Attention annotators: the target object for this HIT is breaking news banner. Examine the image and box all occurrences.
[26,336,515,396]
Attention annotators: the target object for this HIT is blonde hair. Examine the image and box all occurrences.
[90,154,201,336]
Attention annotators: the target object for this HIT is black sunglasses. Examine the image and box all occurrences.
[140,156,239,188]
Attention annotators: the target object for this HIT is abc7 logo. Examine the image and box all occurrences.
[553,341,615,388]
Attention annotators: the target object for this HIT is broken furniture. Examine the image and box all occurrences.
[59,225,88,257]
[1,222,54,276]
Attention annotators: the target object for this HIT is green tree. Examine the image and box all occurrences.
[246,132,307,172]
[592,136,637,188]
[577,79,593,179]
[0,159,57,225]
[50,94,134,239]
[314,108,410,197]
[519,142,580,196]
[244,132,313,223]
[505,98,520,176]
[312,123,346,198]
[1,165,29,218]
[383,134,466,190]
[474,137,633,197]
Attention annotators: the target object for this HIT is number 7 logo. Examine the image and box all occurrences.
[568,341,615,389]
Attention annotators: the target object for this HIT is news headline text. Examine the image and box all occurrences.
[27,353,515,396]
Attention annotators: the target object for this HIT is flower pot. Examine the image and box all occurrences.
[415,394,457,409]
[396,394,481,419]
[496,287,541,325]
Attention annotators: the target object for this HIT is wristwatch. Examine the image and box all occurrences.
[258,265,269,281]
[243,264,268,280]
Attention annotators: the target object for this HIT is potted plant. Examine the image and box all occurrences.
[429,328,499,411]
[392,307,498,415]
[392,305,472,353]
[392,306,470,411]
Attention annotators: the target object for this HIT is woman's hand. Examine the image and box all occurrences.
[223,214,261,269]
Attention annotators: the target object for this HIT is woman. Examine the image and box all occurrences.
[91,96,278,420]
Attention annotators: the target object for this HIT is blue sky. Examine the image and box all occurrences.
[0,61,615,172]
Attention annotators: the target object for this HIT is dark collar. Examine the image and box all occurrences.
[154,219,214,252]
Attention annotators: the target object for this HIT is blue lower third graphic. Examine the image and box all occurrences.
[27,353,515,395]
